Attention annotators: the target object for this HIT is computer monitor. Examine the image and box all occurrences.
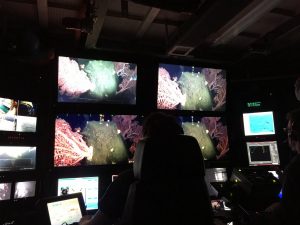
[54,114,143,167]
[14,181,36,199]
[58,56,137,105]
[0,182,12,201]
[157,63,226,111]
[0,146,36,172]
[0,97,37,132]
[246,141,280,166]
[57,177,99,210]
[243,111,275,136]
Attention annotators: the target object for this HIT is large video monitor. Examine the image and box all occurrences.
[58,56,137,104]
[157,63,226,111]
[0,146,36,172]
[0,97,37,132]
[246,141,280,166]
[178,116,229,160]
[54,114,143,167]
[243,111,275,136]
[0,182,12,201]
[14,180,36,199]
[57,176,99,210]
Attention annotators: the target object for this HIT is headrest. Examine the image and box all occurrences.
[133,135,205,181]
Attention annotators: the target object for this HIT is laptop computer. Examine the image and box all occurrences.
[37,193,87,225]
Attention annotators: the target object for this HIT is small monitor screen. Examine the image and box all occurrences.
[54,114,143,167]
[246,141,280,166]
[58,56,137,105]
[0,146,36,171]
[178,116,229,160]
[243,111,275,136]
[47,197,83,225]
[0,182,12,201]
[14,181,36,199]
[57,177,99,210]
[205,168,228,182]
[0,97,37,132]
[157,63,226,111]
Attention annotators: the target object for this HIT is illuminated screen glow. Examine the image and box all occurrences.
[0,97,37,132]
[54,114,143,167]
[0,146,36,171]
[57,177,99,210]
[58,56,137,104]
[246,141,280,166]
[178,116,229,160]
[157,63,226,111]
[243,111,275,136]
[14,181,36,199]
[205,168,228,182]
[0,183,12,200]
[47,198,82,225]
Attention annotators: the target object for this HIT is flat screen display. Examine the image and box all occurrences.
[157,63,226,111]
[54,114,143,167]
[243,111,275,136]
[14,181,36,199]
[0,146,36,171]
[47,197,83,225]
[0,182,12,200]
[178,116,229,160]
[58,56,137,104]
[57,177,99,210]
[0,97,37,132]
[246,141,280,166]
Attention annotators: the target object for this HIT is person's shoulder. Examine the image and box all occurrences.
[116,169,134,182]
[285,155,300,177]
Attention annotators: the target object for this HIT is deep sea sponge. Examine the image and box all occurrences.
[179,72,213,111]
[84,60,118,98]
[182,122,216,160]
[81,121,128,165]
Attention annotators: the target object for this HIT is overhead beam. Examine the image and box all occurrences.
[85,0,109,49]
[251,13,300,52]
[135,7,160,39]
[208,0,282,45]
[37,0,48,28]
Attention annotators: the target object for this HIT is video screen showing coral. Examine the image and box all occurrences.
[0,97,37,132]
[54,114,144,167]
[58,56,137,104]
[14,181,36,199]
[0,183,12,201]
[0,146,36,171]
[157,64,226,111]
[178,116,229,160]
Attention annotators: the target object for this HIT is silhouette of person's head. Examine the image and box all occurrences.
[286,108,300,153]
[142,112,184,138]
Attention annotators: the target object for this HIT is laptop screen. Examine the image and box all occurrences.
[47,198,82,225]
[40,193,86,225]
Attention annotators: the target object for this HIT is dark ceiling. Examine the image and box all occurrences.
[1,0,300,80]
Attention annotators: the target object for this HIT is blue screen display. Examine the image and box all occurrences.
[243,112,275,136]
